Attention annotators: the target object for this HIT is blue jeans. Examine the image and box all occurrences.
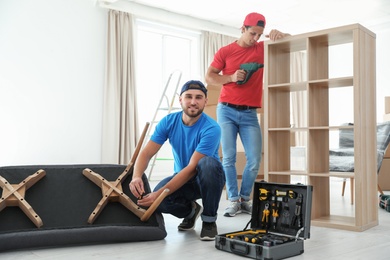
[217,103,262,201]
[153,156,225,223]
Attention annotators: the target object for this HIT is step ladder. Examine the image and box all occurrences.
[145,70,182,180]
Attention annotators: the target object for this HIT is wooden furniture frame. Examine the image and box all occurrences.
[264,24,377,231]
[0,169,46,228]
[84,122,169,223]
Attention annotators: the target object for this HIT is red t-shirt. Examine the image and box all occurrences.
[211,41,264,107]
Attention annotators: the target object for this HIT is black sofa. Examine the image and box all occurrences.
[0,164,166,252]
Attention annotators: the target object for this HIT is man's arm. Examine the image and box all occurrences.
[136,151,205,207]
[162,151,204,193]
[130,140,162,198]
[205,65,246,86]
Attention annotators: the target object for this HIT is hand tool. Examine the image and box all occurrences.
[291,193,303,228]
[262,203,270,228]
[225,229,266,239]
[275,189,297,199]
[259,188,270,201]
[271,202,280,229]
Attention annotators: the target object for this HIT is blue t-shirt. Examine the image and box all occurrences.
[151,111,221,173]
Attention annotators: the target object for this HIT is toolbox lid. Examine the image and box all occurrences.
[251,181,313,239]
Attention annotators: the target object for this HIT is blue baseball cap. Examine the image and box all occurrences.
[180,80,207,97]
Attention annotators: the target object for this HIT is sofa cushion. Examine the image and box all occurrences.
[330,121,390,172]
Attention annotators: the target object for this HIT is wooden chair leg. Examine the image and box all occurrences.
[342,178,346,196]
[378,184,384,195]
[350,177,354,205]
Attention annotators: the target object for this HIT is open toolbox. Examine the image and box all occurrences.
[215,181,313,259]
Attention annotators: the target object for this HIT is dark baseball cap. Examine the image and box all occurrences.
[243,12,266,28]
[180,80,207,97]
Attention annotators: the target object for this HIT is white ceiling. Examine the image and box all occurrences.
[120,0,390,35]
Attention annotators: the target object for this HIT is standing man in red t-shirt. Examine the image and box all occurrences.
[205,12,289,217]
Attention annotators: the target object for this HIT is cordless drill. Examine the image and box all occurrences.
[236,62,264,85]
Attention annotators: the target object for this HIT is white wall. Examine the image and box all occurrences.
[1,0,389,167]
[0,0,107,166]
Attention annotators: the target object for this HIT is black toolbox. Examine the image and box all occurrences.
[215,181,313,259]
[379,194,390,212]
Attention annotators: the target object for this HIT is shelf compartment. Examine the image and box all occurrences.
[267,85,308,129]
[267,130,291,184]
[267,88,292,129]
[308,129,329,173]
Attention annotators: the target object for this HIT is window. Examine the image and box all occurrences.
[134,19,201,176]
[135,19,201,130]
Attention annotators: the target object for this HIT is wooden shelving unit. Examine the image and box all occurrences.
[263,24,377,231]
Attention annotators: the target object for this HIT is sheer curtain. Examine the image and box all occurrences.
[101,10,138,164]
[200,31,237,80]
[291,51,307,146]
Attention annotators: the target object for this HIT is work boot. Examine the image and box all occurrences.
[200,221,217,241]
[178,201,203,231]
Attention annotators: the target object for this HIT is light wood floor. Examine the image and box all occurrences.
[1,178,390,260]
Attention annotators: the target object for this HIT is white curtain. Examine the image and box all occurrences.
[101,10,139,164]
[291,51,307,146]
[201,31,237,80]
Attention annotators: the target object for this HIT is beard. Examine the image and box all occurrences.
[182,105,204,118]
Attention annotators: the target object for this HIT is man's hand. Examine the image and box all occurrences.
[231,69,246,83]
[137,191,158,207]
[265,29,290,41]
[129,177,145,199]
